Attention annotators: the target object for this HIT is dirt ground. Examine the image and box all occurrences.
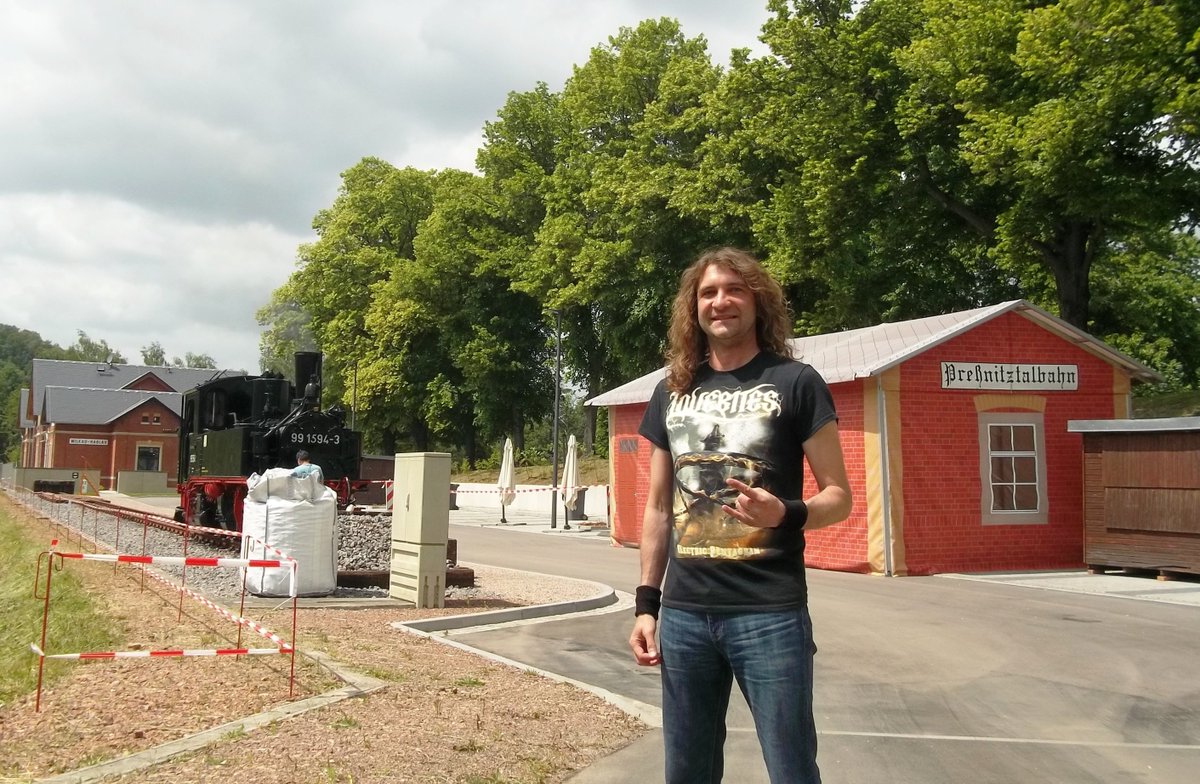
[0,507,645,783]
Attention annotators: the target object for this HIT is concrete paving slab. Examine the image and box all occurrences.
[941,569,1200,607]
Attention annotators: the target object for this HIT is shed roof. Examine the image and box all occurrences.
[30,360,241,416]
[1068,416,1200,434]
[586,300,1160,407]
[43,386,182,426]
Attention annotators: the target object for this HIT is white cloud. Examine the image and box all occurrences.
[0,0,771,375]
[0,193,303,370]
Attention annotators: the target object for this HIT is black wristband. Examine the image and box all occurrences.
[782,498,809,529]
[634,585,662,619]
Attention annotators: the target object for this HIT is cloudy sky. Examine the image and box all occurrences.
[1,0,773,372]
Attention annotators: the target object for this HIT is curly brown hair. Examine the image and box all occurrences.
[665,247,794,394]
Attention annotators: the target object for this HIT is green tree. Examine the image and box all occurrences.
[898,0,1198,327]
[140,341,167,366]
[412,169,552,460]
[531,18,730,447]
[272,158,440,447]
[356,266,447,453]
[182,352,217,369]
[256,284,317,377]
[474,84,570,450]
[0,325,70,461]
[0,362,24,461]
[140,342,218,370]
[750,0,1198,331]
[0,325,67,367]
[64,331,126,363]
[1092,229,1200,392]
[704,0,1017,332]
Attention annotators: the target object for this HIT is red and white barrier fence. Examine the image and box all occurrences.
[134,553,295,651]
[452,484,608,495]
[31,643,288,660]
[13,496,302,712]
[57,552,286,569]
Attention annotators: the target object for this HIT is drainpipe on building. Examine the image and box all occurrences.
[876,376,894,577]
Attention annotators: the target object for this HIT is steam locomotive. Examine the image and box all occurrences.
[175,351,362,530]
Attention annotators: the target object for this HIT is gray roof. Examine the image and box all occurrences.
[1068,416,1200,434]
[43,386,183,426]
[19,388,34,428]
[586,300,1161,407]
[586,368,668,408]
[30,359,242,416]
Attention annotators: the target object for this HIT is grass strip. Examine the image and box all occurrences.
[0,496,124,707]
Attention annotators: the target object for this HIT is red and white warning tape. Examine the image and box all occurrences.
[241,535,297,565]
[136,558,294,650]
[55,552,284,568]
[454,484,607,496]
[30,643,287,660]
[180,522,243,539]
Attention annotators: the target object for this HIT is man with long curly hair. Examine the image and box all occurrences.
[629,246,852,783]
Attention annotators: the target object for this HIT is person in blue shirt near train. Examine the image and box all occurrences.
[291,450,324,483]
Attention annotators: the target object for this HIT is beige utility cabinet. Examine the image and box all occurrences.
[389,452,450,608]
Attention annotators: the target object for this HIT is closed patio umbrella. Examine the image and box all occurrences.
[498,437,517,524]
[560,434,582,528]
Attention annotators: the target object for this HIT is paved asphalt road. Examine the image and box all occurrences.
[448,518,1200,784]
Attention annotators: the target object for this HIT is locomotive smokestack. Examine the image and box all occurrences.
[294,352,323,410]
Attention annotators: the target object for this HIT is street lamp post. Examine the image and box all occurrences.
[550,309,562,530]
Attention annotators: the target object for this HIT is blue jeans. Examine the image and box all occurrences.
[659,606,820,784]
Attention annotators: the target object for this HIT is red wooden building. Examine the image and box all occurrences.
[18,361,244,490]
[587,300,1159,576]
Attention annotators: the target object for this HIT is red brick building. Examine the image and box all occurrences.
[588,300,1159,576]
[19,361,243,490]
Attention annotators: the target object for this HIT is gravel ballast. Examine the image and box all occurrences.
[12,492,600,605]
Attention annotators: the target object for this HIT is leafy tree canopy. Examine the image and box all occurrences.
[64,330,126,364]
[260,2,1200,458]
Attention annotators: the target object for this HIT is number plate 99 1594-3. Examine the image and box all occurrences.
[290,433,342,445]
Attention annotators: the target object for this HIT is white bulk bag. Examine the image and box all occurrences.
[240,468,337,597]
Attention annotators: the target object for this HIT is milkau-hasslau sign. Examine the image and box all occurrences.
[941,362,1078,391]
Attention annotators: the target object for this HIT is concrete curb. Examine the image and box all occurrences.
[401,573,620,633]
[35,652,387,784]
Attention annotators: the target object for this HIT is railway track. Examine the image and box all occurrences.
[28,491,471,590]
[37,492,241,548]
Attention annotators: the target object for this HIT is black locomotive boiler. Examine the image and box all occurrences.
[175,351,362,530]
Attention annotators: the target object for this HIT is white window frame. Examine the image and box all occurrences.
[977,411,1047,525]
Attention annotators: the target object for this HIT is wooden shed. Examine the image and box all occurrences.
[1067,417,1200,577]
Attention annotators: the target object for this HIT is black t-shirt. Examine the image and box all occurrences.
[638,352,837,612]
